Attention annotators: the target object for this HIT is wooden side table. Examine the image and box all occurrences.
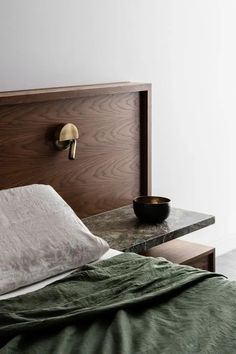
[143,239,215,272]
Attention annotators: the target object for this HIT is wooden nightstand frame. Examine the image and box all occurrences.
[143,239,215,272]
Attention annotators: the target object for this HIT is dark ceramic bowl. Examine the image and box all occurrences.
[133,196,171,223]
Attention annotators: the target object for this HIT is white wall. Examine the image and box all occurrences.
[1,0,236,255]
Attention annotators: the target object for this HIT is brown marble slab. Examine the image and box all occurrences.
[82,205,215,253]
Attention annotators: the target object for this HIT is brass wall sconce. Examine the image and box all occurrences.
[55,123,79,160]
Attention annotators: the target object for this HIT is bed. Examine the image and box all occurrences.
[0,83,236,354]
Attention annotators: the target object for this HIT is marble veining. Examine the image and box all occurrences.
[83,205,215,253]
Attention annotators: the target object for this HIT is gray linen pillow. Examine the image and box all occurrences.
[0,184,109,295]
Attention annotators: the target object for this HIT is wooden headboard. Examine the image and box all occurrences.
[0,82,151,217]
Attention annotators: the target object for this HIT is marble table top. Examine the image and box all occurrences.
[83,205,215,253]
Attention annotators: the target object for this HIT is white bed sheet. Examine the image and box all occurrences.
[0,248,122,301]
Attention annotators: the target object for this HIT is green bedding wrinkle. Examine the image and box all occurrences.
[0,253,235,354]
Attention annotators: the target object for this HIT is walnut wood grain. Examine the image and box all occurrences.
[0,82,151,217]
[0,82,151,105]
[144,239,215,272]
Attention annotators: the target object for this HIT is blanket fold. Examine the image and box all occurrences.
[0,253,235,354]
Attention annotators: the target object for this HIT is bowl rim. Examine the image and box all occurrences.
[133,196,171,205]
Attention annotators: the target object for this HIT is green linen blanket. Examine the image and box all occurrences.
[0,253,236,354]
